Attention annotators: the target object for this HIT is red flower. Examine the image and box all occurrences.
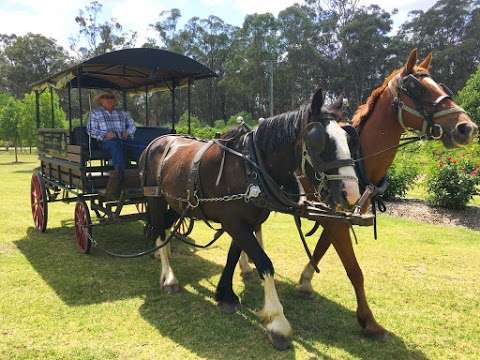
[471,169,479,177]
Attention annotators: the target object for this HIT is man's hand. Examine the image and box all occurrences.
[122,130,129,140]
[105,131,116,140]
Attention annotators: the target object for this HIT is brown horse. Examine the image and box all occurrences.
[296,49,478,339]
[140,89,361,350]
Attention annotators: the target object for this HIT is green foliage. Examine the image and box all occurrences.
[383,160,419,201]
[177,111,202,129]
[457,65,480,125]
[427,155,480,209]
[176,125,221,139]
[0,97,22,143]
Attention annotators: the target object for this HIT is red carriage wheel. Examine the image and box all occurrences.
[176,217,194,237]
[30,172,48,232]
[74,200,92,254]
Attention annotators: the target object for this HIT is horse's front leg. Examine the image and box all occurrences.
[329,223,388,339]
[238,227,263,278]
[221,224,292,350]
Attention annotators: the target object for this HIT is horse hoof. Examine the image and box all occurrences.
[241,271,256,281]
[296,287,313,299]
[363,327,389,341]
[218,301,240,314]
[268,331,292,351]
[163,283,181,294]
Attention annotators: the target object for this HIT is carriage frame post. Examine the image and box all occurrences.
[187,78,192,135]
[35,90,40,129]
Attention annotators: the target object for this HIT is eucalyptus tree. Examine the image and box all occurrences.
[398,0,480,92]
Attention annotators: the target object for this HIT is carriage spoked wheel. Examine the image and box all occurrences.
[176,217,194,237]
[74,200,92,254]
[30,172,48,232]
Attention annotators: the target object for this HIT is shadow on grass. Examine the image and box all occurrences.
[15,226,426,360]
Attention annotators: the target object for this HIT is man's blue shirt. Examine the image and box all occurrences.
[87,107,136,140]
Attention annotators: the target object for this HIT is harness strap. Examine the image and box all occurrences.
[388,74,466,138]
[294,215,320,273]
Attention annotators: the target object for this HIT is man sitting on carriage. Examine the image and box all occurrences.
[87,91,145,199]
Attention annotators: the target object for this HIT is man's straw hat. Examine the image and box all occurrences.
[93,91,118,106]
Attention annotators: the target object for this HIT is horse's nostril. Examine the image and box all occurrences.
[456,123,474,138]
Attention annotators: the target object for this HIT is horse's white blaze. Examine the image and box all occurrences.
[257,274,292,337]
[326,120,361,205]
[156,236,178,288]
[298,263,315,293]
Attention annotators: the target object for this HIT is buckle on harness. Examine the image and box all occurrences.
[429,123,443,140]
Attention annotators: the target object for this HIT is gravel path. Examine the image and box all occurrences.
[385,198,480,231]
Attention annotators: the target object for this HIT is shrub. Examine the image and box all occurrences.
[383,161,419,200]
[427,155,480,209]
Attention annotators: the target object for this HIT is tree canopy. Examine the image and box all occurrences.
[0,0,479,142]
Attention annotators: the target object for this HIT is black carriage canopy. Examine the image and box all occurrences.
[31,48,217,131]
[32,48,217,92]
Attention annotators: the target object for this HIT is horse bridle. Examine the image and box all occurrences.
[299,114,358,199]
[388,72,466,139]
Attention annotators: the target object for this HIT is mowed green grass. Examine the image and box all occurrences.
[1,152,479,360]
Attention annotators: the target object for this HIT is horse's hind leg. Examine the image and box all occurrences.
[238,227,263,278]
[298,229,331,296]
[149,197,180,294]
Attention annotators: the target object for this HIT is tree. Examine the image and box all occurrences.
[0,97,22,162]
[0,33,69,97]
[457,65,480,125]
[398,0,480,92]
[70,1,137,59]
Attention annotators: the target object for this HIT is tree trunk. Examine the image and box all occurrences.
[14,141,18,163]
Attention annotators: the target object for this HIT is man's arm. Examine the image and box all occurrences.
[124,111,136,137]
[87,111,108,140]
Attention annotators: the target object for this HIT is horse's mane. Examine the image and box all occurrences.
[351,65,429,129]
[255,105,309,153]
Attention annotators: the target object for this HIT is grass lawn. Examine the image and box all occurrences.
[1,151,479,359]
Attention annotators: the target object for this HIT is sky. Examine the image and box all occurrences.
[0,0,437,51]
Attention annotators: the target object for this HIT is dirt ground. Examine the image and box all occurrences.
[385,198,480,231]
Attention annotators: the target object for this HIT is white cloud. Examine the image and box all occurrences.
[108,0,166,45]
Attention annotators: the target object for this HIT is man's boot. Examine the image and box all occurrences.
[104,170,122,200]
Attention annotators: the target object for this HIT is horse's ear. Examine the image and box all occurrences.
[311,88,324,115]
[402,48,417,75]
[326,95,344,121]
[418,52,432,70]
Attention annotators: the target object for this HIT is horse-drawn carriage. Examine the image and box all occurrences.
[30,48,214,252]
[29,48,478,350]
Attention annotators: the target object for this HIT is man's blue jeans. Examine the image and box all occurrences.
[101,138,145,172]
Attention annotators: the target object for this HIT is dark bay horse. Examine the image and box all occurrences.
[295,49,478,339]
[139,89,361,350]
